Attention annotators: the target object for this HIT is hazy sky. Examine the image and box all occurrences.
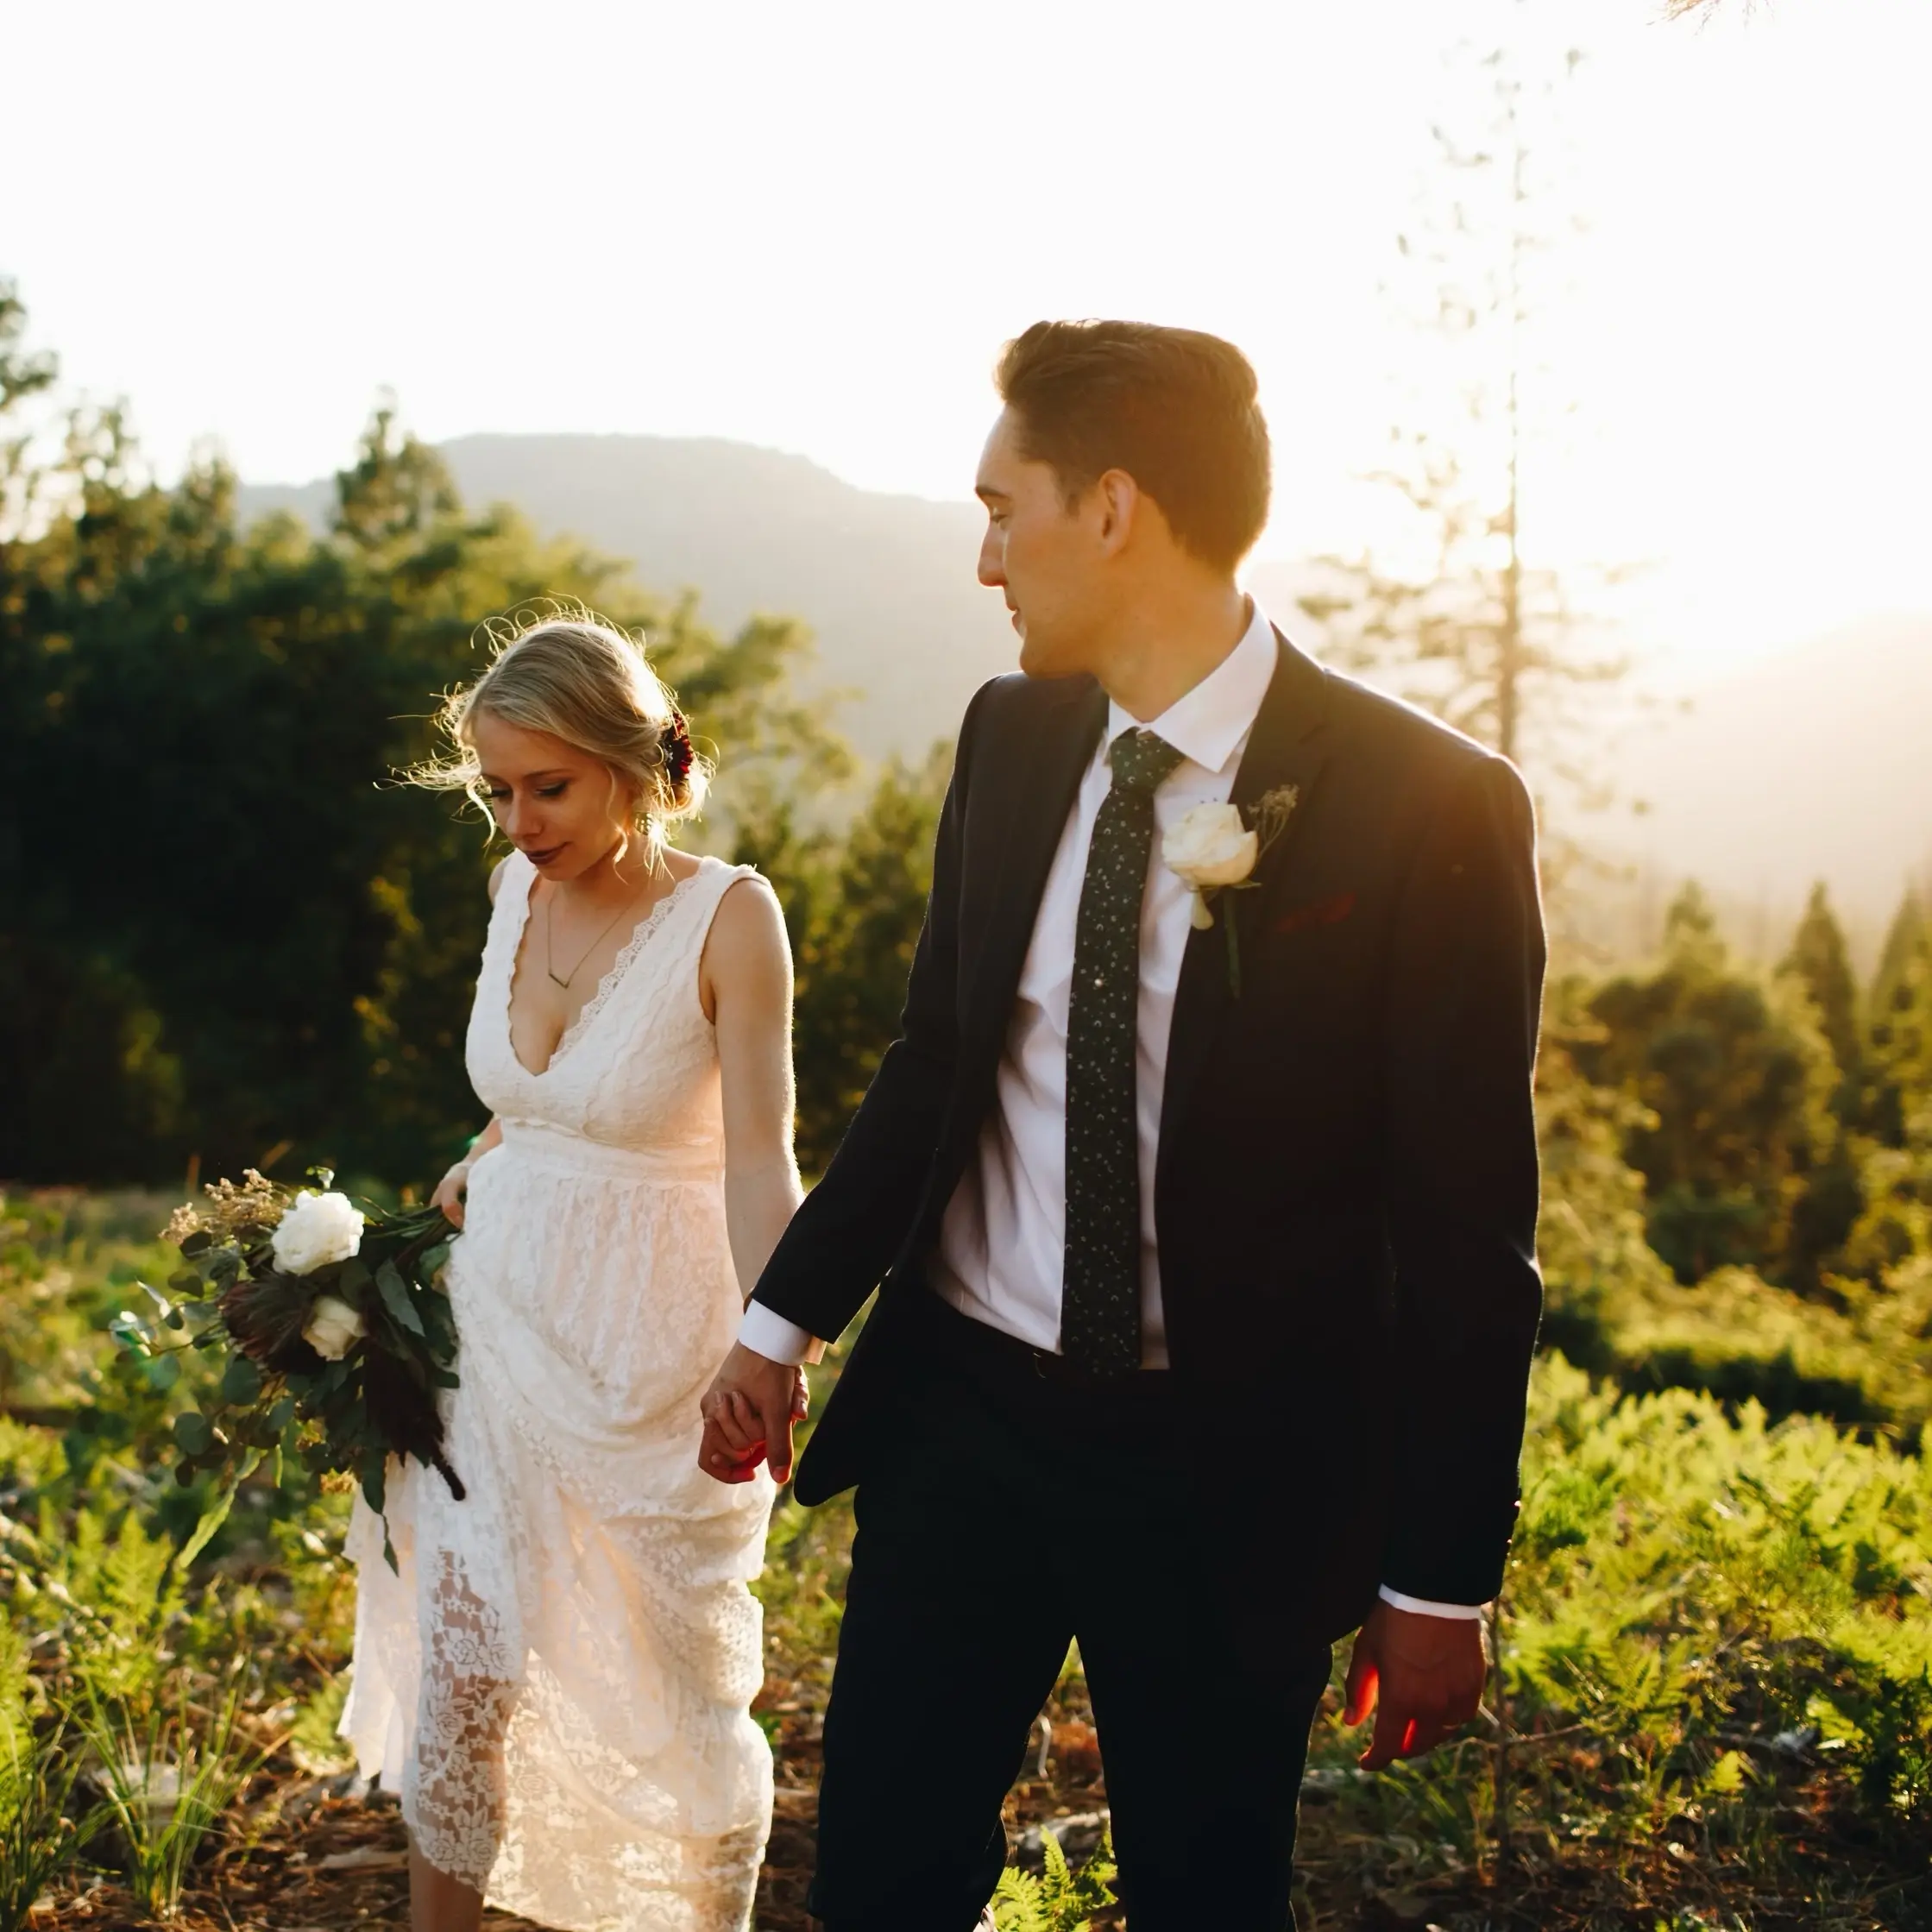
[5,0,1928,680]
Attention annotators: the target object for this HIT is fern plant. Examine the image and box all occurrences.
[992,1826,1117,1932]
[46,1503,186,1716]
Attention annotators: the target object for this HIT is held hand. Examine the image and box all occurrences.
[697,1343,802,1486]
[1343,1602,1488,1770]
[430,1161,473,1230]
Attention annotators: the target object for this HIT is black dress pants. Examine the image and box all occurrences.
[807,1293,1334,1931]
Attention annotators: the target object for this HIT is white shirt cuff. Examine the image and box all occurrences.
[1378,1586,1486,1620]
[737,1300,820,1367]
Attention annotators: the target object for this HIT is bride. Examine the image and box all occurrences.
[340,610,808,1932]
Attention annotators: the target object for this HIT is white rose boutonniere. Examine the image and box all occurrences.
[300,1293,368,1362]
[270,1189,365,1277]
[1163,803,1260,929]
[1161,783,1301,995]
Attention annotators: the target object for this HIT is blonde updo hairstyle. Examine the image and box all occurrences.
[413,607,708,860]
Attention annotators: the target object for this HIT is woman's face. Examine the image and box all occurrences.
[470,712,634,883]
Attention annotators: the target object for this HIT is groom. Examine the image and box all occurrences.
[701,320,1545,1929]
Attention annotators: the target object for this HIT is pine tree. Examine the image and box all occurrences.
[1299,38,1623,779]
[1868,888,1931,1151]
[1777,884,1866,1287]
[1782,884,1862,1090]
[1872,890,1929,1032]
[0,278,58,539]
[1579,884,1840,1285]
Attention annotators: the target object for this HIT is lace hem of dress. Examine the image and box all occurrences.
[405,1545,519,1890]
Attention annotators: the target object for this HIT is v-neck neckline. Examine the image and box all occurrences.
[502,859,708,1079]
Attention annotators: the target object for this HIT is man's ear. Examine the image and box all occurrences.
[1093,468,1141,557]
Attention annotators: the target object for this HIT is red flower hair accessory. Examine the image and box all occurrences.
[663,708,695,788]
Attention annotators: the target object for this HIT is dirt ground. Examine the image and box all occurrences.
[35,1704,1924,1931]
[36,1705,1118,1932]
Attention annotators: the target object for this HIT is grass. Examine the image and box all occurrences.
[79,1684,265,1920]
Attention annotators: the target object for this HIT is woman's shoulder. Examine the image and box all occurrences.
[695,860,786,968]
[487,850,532,904]
[699,857,780,922]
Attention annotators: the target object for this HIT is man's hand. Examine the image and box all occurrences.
[698,1342,806,1486]
[1343,1602,1488,1769]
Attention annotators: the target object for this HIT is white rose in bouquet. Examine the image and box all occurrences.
[301,1293,367,1362]
[271,1190,365,1276]
[1161,802,1258,927]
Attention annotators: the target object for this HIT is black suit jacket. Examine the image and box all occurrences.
[752,633,1546,1641]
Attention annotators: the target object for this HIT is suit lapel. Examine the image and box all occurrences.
[965,674,1108,1043]
[1157,632,1332,1180]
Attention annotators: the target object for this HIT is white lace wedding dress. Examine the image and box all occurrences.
[342,852,777,1932]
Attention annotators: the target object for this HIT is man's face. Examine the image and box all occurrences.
[975,406,1106,678]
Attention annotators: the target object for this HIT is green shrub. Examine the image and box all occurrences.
[1301,1354,1932,1911]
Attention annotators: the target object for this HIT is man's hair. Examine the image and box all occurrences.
[993,319,1270,571]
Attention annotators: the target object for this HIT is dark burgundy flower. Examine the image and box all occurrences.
[219,1274,324,1375]
[663,709,695,788]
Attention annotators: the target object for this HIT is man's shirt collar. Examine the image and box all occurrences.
[1103,598,1278,778]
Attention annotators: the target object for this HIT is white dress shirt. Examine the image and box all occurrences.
[739,600,1481,1620]
[928,598,1281,1368]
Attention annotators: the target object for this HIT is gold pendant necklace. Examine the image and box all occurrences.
[545,880,648,990]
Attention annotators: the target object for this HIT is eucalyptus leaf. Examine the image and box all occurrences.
[176,1450,264,1570]
[109,1312,151,1354]
[220,1354,263,1404]
[362,1458,387,1516]
[173,1411,213,1456]
[179,1229,212,1256]
[144,1355,181,1393]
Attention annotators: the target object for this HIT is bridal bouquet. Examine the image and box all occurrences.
[113,1168,463,1559]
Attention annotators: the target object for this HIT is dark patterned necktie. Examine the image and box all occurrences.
[1060,727,1185,1375]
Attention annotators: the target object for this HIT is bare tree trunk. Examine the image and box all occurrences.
[1496,97,1527,766]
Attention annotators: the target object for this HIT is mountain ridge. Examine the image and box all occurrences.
[238,433,1930,937]
[239,431,1014,757]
